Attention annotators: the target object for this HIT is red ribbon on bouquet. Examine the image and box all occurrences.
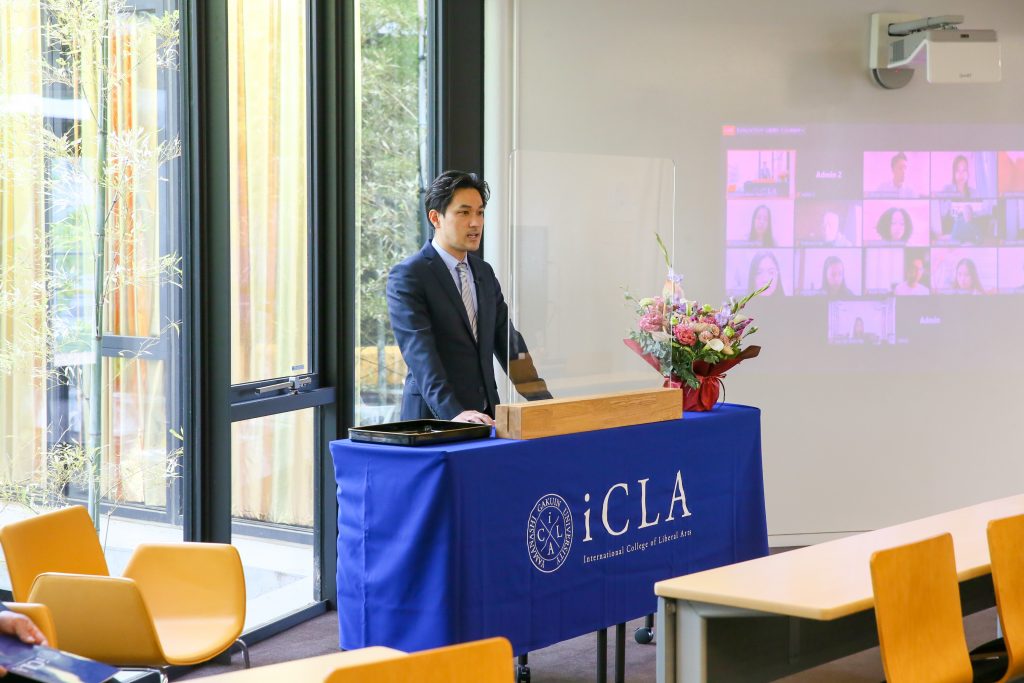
[624,339,761,411]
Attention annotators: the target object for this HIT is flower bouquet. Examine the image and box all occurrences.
[625,237,767,411]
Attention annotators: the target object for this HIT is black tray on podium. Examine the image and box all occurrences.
[348,419,491,447]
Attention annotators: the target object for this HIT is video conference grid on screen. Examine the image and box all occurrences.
[723,125,1024,346]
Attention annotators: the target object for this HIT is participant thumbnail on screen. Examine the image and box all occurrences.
[794,201,862,247]
[998,151,1024,197]
[726,150,795,198]
[828,299,896,345]
[863,151,930,199]
[931,247,997,294]
[794,145,862,199]
[797,249,863,297]
[725,200,794,247]
[864,248,930,296]
[1004,199,1024,244]
[725,249,793,298]
[998,248,1024,293]
[930,200,998,246]
[863,200,930,246]
[930,151,997,199]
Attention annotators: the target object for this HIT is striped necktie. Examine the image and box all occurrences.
[456,261,478,340]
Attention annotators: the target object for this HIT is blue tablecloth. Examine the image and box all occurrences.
[331,403,768,655]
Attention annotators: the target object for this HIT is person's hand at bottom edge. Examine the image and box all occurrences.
[0,610,49,677]
[0,610,48,646]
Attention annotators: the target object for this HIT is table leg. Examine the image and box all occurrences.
[516,653,530,683]
[677,600,708,683]
[614,622,626,683]
[596,628,608,683]
[656,597,676,683]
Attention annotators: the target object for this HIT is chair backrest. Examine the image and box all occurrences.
[122,543,246,627]
[988,513,1024,682]
[27,573,166,666]
[325,637,513,683]
[870,532,973,683]
[0,506,109,601]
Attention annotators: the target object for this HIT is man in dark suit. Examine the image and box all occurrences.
[386,171,550,424]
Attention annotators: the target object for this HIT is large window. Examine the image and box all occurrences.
[226,0,322,628]
[228,0,310,387]
[0,0,185,583]
[2,0,468,630]
[354,0,428,426]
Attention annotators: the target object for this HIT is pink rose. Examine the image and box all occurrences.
[639,311,664,333]
[674,325,696,346]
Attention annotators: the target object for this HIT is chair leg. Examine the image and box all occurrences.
[233,637,251,668]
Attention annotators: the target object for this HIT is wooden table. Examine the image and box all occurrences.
[654,494,1024,682]
[197,647,406,681]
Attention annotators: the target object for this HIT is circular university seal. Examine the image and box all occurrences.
[526,493,574,573]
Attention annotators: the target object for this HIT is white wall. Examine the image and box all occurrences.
[486,0,1024,544]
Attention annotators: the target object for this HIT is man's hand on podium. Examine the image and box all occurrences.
[453,410,494,426]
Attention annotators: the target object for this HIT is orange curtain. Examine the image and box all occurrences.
[0,1,48,495]
[98,14,170,506]
[228,0,312,527]
[1,2,174,510]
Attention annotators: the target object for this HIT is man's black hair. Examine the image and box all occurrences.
[424,170,490,221]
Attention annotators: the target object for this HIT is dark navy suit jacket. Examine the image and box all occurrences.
[386,240,545,420]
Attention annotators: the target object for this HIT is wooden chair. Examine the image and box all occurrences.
[870,533,1004,683]
[195,648,407,681]
[326,637,513,683]
[987,513,1024,682]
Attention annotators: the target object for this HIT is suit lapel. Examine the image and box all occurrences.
[423,241,477,343]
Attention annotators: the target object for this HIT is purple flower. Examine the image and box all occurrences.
[732,318,752,338]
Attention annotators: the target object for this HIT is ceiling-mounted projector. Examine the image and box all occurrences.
[869,13,1001,89]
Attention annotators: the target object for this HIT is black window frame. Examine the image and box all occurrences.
[0,0,486,623]
[177,0,484,637]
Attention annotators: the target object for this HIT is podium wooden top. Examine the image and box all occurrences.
[495,387,682,439]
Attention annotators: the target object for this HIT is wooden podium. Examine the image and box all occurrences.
[495,387,682,440]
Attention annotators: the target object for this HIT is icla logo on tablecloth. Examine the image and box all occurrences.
[527,493,573,573]
[526,471,694,573]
